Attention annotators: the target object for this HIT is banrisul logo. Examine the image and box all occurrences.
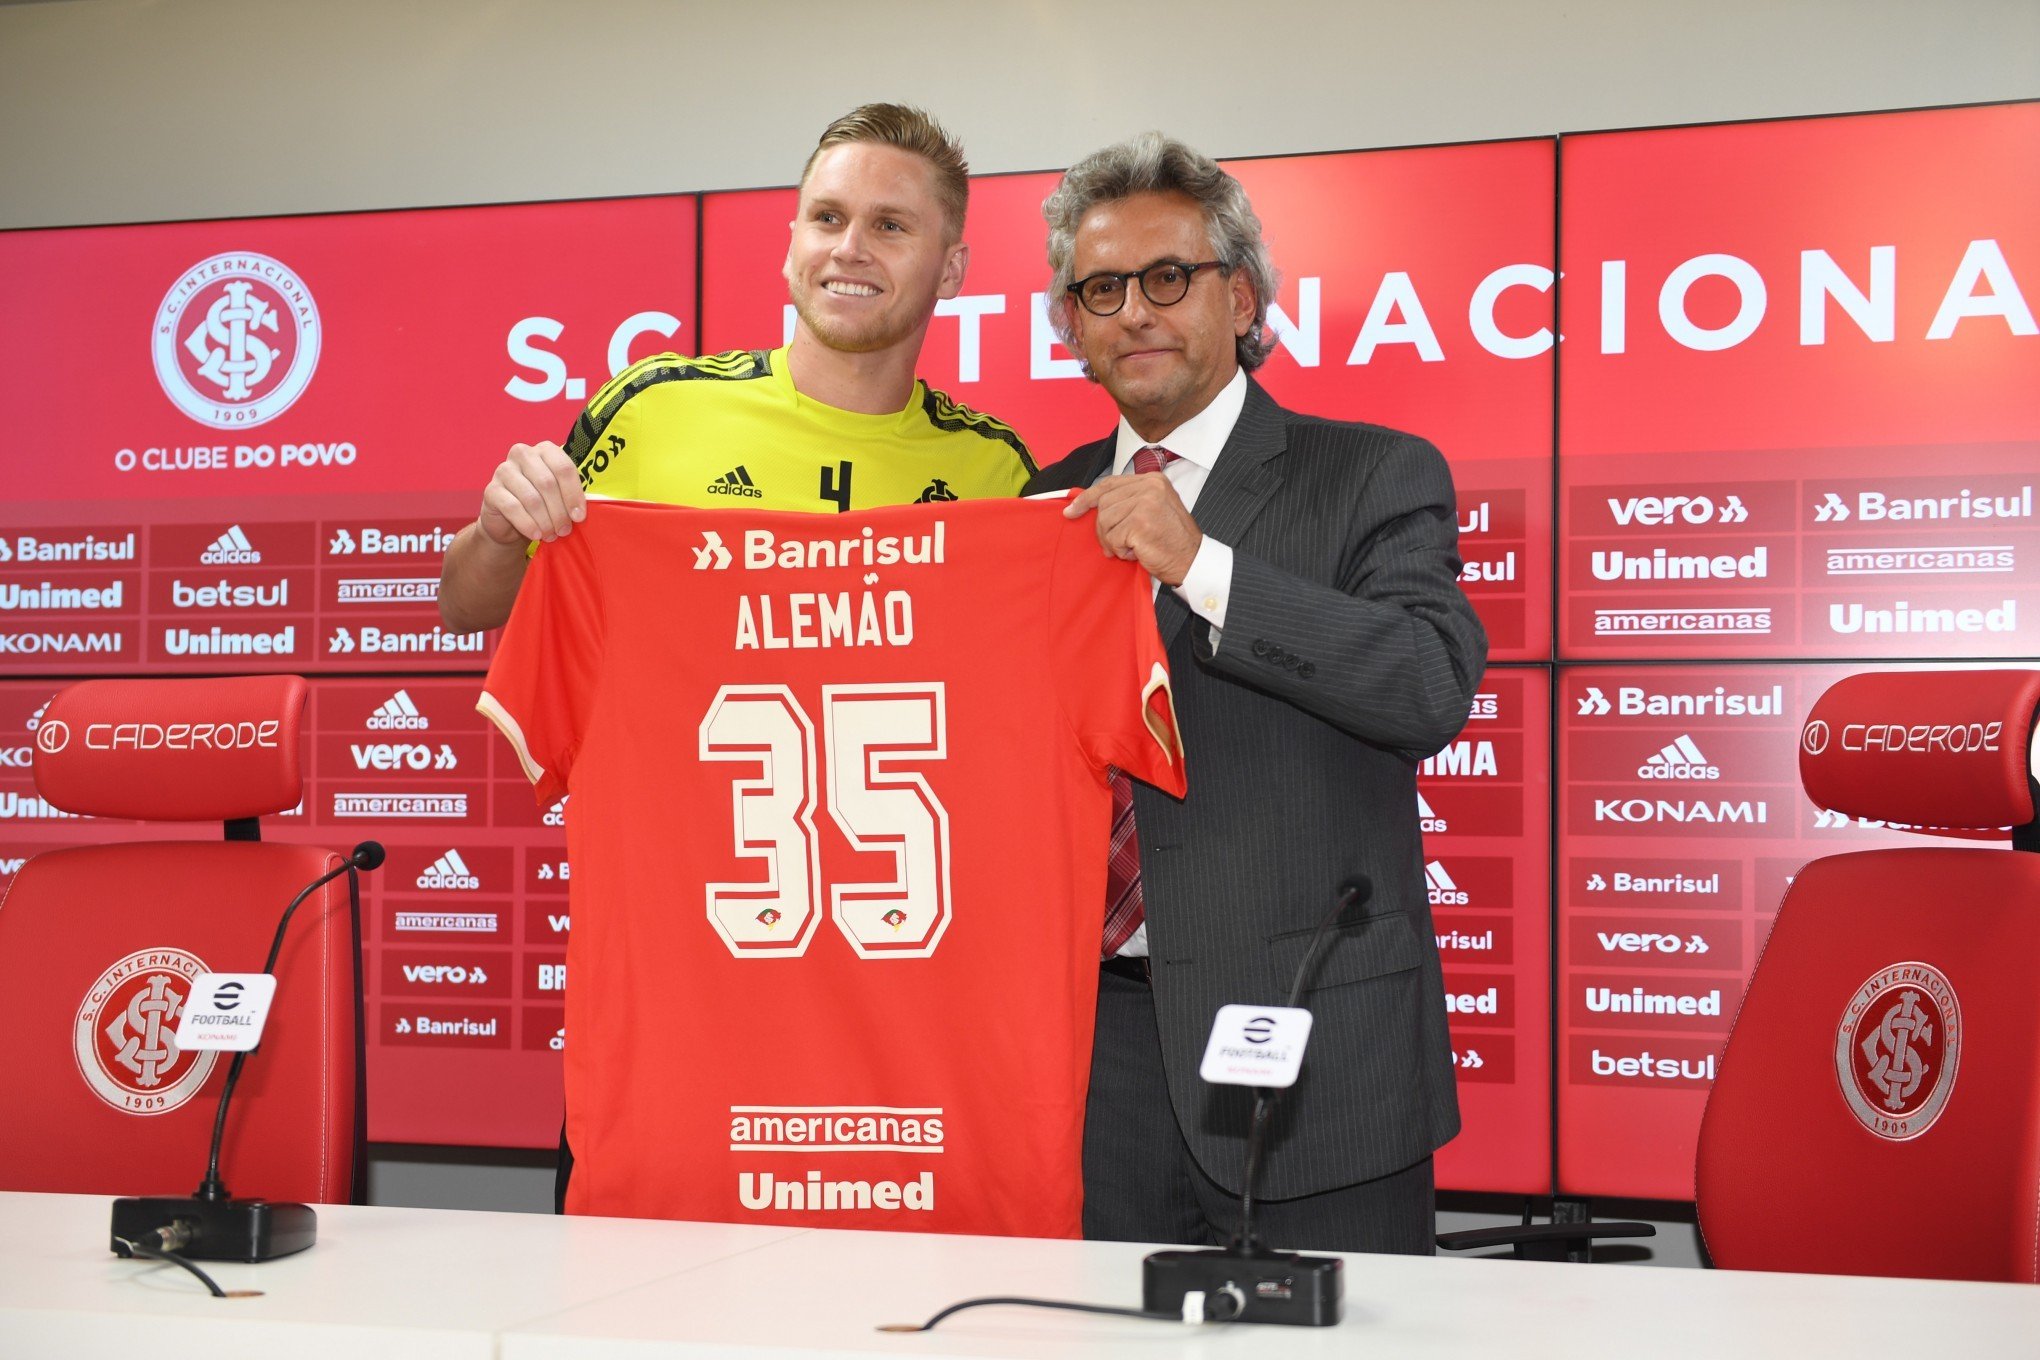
[153,253,321,428]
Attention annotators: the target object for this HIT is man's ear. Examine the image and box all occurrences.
[937,241,970,300]
[1230,265,1256,337]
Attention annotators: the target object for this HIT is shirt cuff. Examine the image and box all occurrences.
[1173,536,1233,643]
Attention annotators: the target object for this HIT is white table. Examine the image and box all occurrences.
[2,1192,2035,1359]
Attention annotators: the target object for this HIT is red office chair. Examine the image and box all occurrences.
[0,676,364,1205]
[1697,668,2040,1281]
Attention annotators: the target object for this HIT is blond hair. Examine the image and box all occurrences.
[801,103,970,242]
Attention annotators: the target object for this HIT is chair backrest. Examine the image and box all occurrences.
[0,676,362,1204]
[1696,669,2040,1281]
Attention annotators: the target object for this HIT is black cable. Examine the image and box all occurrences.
[111,1229,251,1299]
[198,847,377,1202]
[878,1292,1240,1332]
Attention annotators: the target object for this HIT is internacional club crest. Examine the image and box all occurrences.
[74,947,218,1115]
[1835,960,1961,1141]
[153,252,321,429]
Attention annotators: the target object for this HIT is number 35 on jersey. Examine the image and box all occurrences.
[700,681,951,960]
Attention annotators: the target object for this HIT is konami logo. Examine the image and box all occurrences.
[1593,798,1768,825]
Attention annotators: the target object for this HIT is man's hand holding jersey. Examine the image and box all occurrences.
[1064,470,1203,588]
[479,440,587,546]
[439,440,586,635]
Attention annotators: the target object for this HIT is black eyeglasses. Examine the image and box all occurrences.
[1066,260,1228,317]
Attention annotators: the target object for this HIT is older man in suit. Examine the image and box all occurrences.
[1028,133,1487,1254]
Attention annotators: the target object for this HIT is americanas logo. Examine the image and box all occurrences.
[1836,961,1960,1141]
[153,253,321,428]
[74,947,218,1115]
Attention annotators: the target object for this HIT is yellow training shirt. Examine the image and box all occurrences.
[562,347,1035,512]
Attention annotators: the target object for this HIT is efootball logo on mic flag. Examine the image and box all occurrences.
[1836,961,1961,1142]
[74,947,219,1115]
[153,253,321,429]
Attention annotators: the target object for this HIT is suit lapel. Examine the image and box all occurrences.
[1158,379,1287,650]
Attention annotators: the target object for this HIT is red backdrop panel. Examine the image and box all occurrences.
[1554,661,2013,1201]
[1425,665,1553,1195]
[1558,103,2040,658]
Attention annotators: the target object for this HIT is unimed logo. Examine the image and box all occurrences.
[738,1171,935,1214]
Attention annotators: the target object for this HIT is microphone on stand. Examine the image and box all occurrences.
[111,841,382,1267]
[1141,875,1372,1326]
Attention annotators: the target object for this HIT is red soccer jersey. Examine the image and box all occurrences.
[480,495,1183,1236]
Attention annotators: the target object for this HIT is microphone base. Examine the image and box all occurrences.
[1143,1246,1343,1326]
[111,1195,317,1262]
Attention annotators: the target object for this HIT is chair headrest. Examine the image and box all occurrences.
[1799,669,2040,833]
[32,676,307,822]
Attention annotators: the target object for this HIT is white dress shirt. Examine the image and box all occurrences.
[1107,368,1247,957]
[1108,367,1247,636]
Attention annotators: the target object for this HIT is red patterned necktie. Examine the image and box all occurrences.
[1101,445,1178,959]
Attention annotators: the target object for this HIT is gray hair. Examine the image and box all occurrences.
[1043,132,1279,372]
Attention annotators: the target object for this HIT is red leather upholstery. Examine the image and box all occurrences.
[1799,668,2040,832]
[0,677,359,1204]
[1699,668,2040,1282]
[33,675,306,822]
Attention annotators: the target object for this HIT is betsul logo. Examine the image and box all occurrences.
[1801,719,1831,755]
[1836,961,1960,1142]
[153,253,321,428]
[74,947,218,1115]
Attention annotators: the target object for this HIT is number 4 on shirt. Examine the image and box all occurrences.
[699,682,951,960]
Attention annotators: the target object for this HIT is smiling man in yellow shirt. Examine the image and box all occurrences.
[439,103,1033,634]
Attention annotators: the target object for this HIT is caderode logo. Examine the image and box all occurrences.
[35,719,70,755]
[1836,961,1960,1141]
[153,253,321,428]
[1802,720,1831,755]
[74,947,218,1115]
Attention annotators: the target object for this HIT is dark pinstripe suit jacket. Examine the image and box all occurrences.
[1027,378,1487,1198]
